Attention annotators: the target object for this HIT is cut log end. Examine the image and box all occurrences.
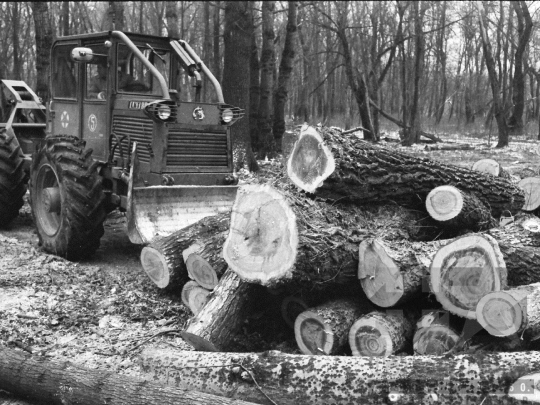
[430,234,507,319]
[286,125,336,193]
[294,311,335,355]
[518,177,540,211]
[426,185,463,221]
[358,239,404,307]
[476,291,523,337]
[223,184,298,286]
[181,280,201,307]
[413,311,460,355]
[348,315,394,357]
[187,286,211,315]
[472,159,507,178]
[185,253,219,290]
[140,246,170,288]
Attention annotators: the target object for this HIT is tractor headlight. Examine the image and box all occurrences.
[157,104,172,120]
[219,104,245,126]
[143,100,177,123]
[221,108,234,123]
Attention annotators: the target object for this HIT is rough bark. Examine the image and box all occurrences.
[430,234,507,319]
[289,126,524,218]
[294,298,369,355]
[476,282,540,338]
[31,2,53,102]
[183,269,258,352]
[140,213,229,291]
[0,347,256,405]
[349,310,414,357]
[357,238,442,307]
[425,185,497,231]
[472,159,511,179]
[413,310,461,355]
[518,177,540,211]
[139,348,540,405]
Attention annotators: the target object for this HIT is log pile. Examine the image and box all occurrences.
[127,125,540,404]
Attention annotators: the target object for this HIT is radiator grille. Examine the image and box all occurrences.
[167,128,228,167]
[111,116,153,163]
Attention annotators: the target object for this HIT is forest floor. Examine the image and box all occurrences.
[1,132,540,380]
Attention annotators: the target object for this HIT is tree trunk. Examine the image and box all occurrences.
[430,233,507,319]
[223,1,258,171]
[425,185,497,231]
[249,30,260,151]
[358,238,442,307]
[11,3,21,80]
[0,348,257,405]
[294,298,369,355]
[165,1,179,37]
[31,2,53,102]
[288,126,524,218]
[349,310,414,357]
[140,213,229,291]
[61,1,70,36]
[476,282,540,338]
[139,347,540,405]
[517,177,540,211]
[273,1,297,149]
[213,1,221,82]
[413,310,461,355]
[183,269,258,351]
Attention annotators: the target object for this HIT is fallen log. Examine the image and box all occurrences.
[140,213,229,290]
[425,143,473,151]
[0,347,257,405]
[476,282,540,338]
[286,126,524,218]
[294,298,368,355]
[357,238,442,307]
[185,252,219,290]
[139,347,540,405]
[412,310,461,355]
[425,185,496,231]
[348,310,414,356]
[472,158,511,179]
[518,177,540,211]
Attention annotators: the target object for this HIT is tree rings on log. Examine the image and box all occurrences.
[518,177,540,211]
[281,296,308,328]
[223,184,298,286]
[140,245,186,289]
[476,282,540,338]
[349,311,414,357]
[185,253,219,290]
[430,234,507,319]
[181,281,201,307]
[413,311,460,355]
[472,159,510,179]
[294,298,367,355]
[187,286,211,315]
[286,125,335,193]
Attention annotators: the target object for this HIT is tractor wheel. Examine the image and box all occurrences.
[0,128,27,228]
[29,136,106,260]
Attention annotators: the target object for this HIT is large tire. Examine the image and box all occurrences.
[0,128,27,227]
[29,136,106,260]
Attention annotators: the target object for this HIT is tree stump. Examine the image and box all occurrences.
[425,185,496,231]
[358,238,442,307]
[518,177,540,211]
[429,234,507,319]
[348,310,414,357]
[413,310,461,355]
[294,298,369,355]
[472,158,511,179]
[476,282,540,338]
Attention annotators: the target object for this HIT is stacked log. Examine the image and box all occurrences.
[518,177,540,211]
[412,310,461,355]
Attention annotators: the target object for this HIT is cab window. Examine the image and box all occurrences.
[85,44,109,100]
[52,45,78,99]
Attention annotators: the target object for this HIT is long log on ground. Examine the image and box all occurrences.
[413,310,461,355]
[430,233,507,319]
[358,238,442,307]
[140,213,229,290]
[476,282,540,338]
[0,347,256,405]
[294,298,369,355]
[348,310,414,356]
[182,268,259,352]
[139,347,540,405]
[286,126,524,218]
[518,177,540,211]
[472,158,512,179]
[425,185,496,231]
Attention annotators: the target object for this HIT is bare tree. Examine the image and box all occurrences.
[166,2,179,37]
[31,2,53,102]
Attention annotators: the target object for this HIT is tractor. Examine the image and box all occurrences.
[0,31,243,260]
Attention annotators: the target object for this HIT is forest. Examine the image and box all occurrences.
[1,1,539,168]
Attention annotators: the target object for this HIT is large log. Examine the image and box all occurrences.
[139,347,540,405]
[287,126,524,218]
[140,213,229,290]
[0,347,257,405]
[430,233,507,319]
[358,238,442,307]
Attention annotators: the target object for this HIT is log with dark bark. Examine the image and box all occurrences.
[182,269,259,351]
[287,126,524,218]
[518,177,540,211]
[472,158,511,179]
[358,238,442,307]
[430,234,507,319]
[348,310,414,356]
[140,348,540,404]
[425,185,496,231]
[281,296,308,328]
[294,298,369,355]
[476,282,540,338]
[412,310,461,355]
[140,213,229,290]
[0,347,257,405]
